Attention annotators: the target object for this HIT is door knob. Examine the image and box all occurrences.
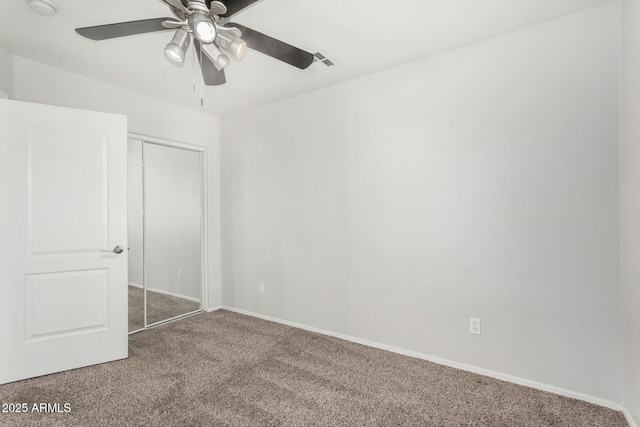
[103,246,124,254]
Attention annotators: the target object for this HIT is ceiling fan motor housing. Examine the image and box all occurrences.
[188,0,209,13]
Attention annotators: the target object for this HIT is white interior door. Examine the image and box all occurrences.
[0,99,128,384]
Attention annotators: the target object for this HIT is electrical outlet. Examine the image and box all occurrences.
[469,318,481,335]
[177,269,182,279]
[258,283,265,294]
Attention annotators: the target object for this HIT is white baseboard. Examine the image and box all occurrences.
[206,305,222,313]
[218,305,626,414]
[128,282,200,303]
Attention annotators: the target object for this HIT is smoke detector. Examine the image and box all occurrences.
[27,0,58,17]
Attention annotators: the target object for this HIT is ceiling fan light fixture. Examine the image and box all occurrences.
[201,43,231,71]
[215,33,247,59]
[164,28,190,63]
[164,45,183,63]
[189,13,216,43]
[233,40,247,59]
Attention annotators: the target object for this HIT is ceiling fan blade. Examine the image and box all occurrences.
[214,0,261,18]
[225,23,314,69]
[195,41,227,85]
[76,18,173,41]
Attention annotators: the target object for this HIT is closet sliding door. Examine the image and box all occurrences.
[128,137,206,333]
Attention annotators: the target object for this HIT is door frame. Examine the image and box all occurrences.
[128,132,209,331]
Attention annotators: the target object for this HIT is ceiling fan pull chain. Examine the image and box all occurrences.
[200,45,204,106]
[192,37,196,93]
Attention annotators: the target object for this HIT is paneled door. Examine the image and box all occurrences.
[0,99,128,384]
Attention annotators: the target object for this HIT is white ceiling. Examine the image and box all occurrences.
[0,0,614,116]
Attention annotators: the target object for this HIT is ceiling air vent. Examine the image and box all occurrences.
[307,52,336,72]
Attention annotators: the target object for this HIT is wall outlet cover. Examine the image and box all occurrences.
[470,318,481,335]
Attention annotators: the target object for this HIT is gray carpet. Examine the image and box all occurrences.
[127,285,145,332]
[128,285,201,332]
[0,310,628,426]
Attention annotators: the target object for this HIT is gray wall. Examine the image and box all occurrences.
[221,3,622,402]
[0,46,12,97]
[621,0,640,423]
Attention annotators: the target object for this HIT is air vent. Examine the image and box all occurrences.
[307,52,336,72]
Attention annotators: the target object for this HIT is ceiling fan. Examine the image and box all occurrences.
[75,0,315,86]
